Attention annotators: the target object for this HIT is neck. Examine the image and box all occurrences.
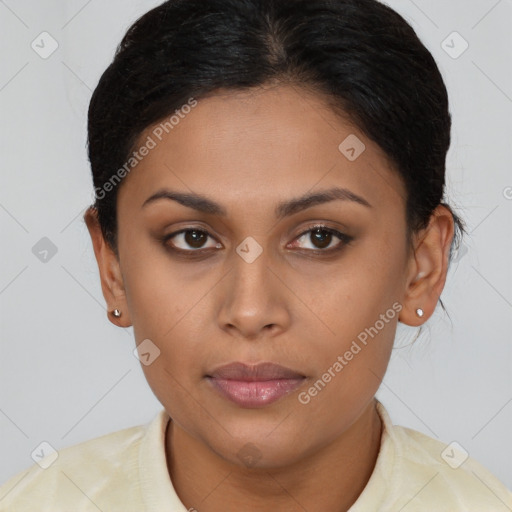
[166,399,382,512]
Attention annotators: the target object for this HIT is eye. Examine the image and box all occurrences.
[289,225,353,252]
[163,228,221,252]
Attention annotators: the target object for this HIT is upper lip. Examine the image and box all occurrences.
[207,362,305,381]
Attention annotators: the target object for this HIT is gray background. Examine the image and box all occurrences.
[1,0,511,489]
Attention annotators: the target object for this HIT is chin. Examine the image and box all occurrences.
[211,427,310,470]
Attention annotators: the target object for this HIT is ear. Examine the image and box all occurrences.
[84,207,132,328]
[399,205,455,326]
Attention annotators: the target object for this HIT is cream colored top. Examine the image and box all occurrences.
[1,401,511,511]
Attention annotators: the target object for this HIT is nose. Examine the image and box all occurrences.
[216,247,291,340]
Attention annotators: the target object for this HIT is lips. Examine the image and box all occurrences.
[207,362,305,381]
[205,362,306,408]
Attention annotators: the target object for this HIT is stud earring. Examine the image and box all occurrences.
[416,308,424,317]
[112,309,122,318]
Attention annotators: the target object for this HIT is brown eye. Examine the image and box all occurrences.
[310,228,333,249]
[164,229,221,252]
[184,230,208,248]
[291,225,353,252]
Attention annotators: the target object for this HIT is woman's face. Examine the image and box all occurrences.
[109,84,418,467]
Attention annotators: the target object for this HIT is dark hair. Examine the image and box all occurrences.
[87,0,465,326]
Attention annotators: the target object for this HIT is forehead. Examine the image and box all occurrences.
[117,83,405,213]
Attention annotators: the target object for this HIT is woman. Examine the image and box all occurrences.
[1,0,510,510]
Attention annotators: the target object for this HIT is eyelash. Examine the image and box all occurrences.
[160,224,354,257]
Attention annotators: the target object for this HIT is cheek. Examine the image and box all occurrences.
[312,297,398,387]
[296,312,397,431]
[294,247,402,392]
[296,250,402,341]
[121,242,199,334]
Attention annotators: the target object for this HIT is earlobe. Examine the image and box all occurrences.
[399,205,455,326]
[83,207,133,328]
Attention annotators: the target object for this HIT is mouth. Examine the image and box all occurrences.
[205,362,306,408]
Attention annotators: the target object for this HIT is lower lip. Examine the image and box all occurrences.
[206,377,305,407]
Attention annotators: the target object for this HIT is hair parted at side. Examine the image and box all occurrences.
[87,0,465,270]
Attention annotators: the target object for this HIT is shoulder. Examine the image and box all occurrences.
[0,418,152,511]
[380,403,512,511]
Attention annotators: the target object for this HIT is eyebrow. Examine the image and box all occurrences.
[142,186,372,219]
